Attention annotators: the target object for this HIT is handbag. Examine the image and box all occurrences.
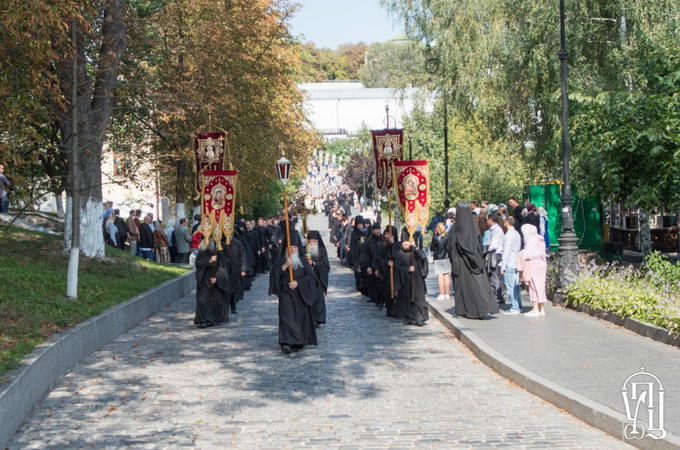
[484,250,498,273]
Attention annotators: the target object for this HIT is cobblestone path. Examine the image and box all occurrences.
[9,216,629,449]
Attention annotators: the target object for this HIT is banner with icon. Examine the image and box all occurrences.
[201,170,238,246]
[371,129,403,190]
[394,160,429,240]
[194,132,227,193]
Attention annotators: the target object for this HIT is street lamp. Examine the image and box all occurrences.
[276,156,294,282]
[556,0,579,302]
[443,92,450,210]
[425,55,450,212]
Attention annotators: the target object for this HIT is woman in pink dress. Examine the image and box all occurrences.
[520,224,548,316]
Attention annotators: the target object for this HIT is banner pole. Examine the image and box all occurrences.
[388,190,394,299]
[282,188,294,283]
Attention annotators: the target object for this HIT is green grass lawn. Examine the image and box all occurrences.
[0,228,189,378]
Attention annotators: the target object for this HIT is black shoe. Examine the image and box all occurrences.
[291,345,304,353]
[231,308,237,314]
[197,323,206,329]
[281,345,292,354]
[206,321,214,327]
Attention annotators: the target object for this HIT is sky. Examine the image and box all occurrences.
[289,0,404,49]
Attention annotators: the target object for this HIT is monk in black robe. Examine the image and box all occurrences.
[346,215,364,276]
[194,238,230,328]
[375,225,399,314]
[393,235,429,326]
[269,234,318,353]
[237,220,257,291]
[446,201,498,319]
[306,230,330,326]
[221,235,248,315]
[360,223,383,305]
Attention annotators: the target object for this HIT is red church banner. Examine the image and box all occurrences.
[201,170,238,246]
[394,160,430,240]
[194,132,227,193]
[371,129,403,190]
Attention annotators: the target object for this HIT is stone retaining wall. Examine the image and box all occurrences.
[0,271,196,448]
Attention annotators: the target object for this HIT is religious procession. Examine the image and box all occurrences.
[185,108,548,359]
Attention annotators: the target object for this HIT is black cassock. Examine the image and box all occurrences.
[375,239,400,315]
[393,247,429,324]
[269,256,318,347]
[222,237,248,306]
[446,202,498,319]
[194,247,230,326]
[310,246,330,325]
[360,234,383,304]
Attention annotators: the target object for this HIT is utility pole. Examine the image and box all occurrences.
[66,18,80,299]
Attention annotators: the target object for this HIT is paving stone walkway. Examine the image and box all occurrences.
[8,215,629,449]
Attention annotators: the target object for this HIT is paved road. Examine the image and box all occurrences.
[9,215,629,449]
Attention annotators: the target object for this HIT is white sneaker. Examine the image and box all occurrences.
[436,295,446,301]
[444,294,451,300]
[503,309,520,315]
[539,310,546,316]
[524,310,541,317]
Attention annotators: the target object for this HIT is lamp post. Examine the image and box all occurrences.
[276,156,294,282]
[556,0,579,303]
[443,92,450,210]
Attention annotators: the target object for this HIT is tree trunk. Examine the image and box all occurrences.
[175,158,187,222]
[58,1,127,258]
[55,190,65,219]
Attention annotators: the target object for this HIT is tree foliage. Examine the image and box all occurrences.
[359,39,427,88]
[297,42,367,81]
[0,0,321,253]
[571,42,680,211]
[382,0,680,205]
[119,0,321,215]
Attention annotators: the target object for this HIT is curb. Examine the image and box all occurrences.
[0,271,196,448]
[566,302,680,348]
[426,297,680,450]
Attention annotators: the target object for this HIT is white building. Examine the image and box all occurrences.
[299,81,430,140]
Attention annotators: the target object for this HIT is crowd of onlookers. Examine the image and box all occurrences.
[427,198,551,317]
[101,202,297,279]
[102,202,194,263]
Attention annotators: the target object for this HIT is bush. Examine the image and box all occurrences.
[565,255,680,336]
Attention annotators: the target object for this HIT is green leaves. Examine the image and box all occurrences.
[566,255,680,335]
[572,42,680,211]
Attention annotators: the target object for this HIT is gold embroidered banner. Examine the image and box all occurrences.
[194,132,227,193]
[394,160,429,240]
[371,129,403,190]
[201,170,238,246]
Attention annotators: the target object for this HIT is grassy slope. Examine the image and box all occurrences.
[0,228,189,377]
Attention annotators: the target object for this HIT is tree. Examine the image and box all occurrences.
[118,0,321,218]
[359,39,426,88]
[571,42,680,254]
[296,41,368,81]
[0,0,321,260]
[382,0,680,177]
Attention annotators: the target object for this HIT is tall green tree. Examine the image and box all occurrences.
[359,39,426,88]
[383,0,680,177]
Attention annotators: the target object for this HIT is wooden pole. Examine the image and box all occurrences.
[388,190,394,298]
[282,188,294,282]
[66,17,80,300]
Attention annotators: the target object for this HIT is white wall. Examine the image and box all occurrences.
[300,82,430,134]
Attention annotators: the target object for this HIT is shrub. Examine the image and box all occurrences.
[565,256,680,336]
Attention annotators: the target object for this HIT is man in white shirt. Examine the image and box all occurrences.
[486,213,505,304]
[500,216,522,314]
